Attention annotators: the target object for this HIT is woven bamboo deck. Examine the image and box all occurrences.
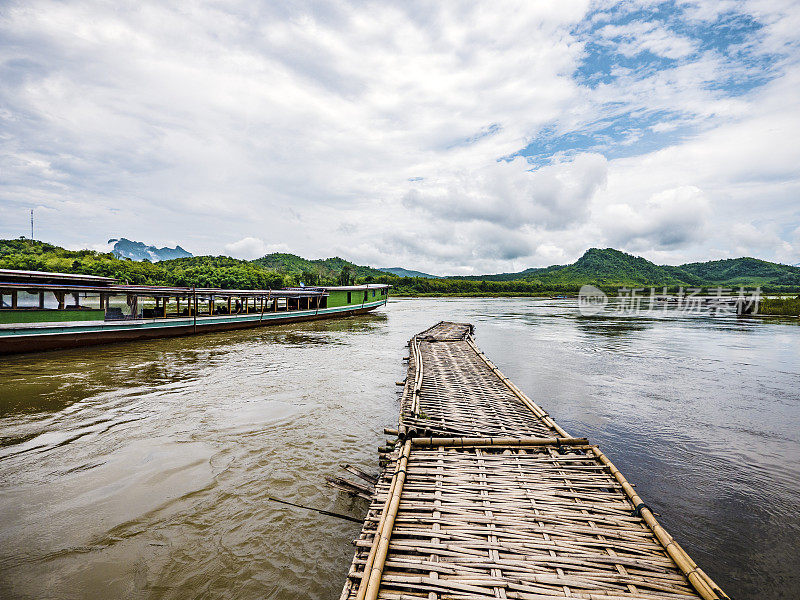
[340,322,728,600]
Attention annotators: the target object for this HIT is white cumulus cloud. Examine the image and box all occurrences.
[224,237,289,260]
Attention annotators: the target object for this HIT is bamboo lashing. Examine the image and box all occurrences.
[340,322,729,600]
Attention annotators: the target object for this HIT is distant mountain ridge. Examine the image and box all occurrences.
[97,242,800,288]
[2,238,798,292]
[452,248,800,288]
[109,238,192,262]
[379,267,440,278]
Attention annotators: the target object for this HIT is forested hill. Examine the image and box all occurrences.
[452,249,692,284]
[251,253,385,283]
[679,257,800,287]
[0,239,287,288]
[450,248,800,290]
[0,240,382,288]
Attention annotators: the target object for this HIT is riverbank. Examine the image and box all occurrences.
[393,292,554,298]
[759,296,800,316]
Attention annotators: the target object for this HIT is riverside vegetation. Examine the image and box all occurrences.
[2,239,799,314]
[759,296,800,316]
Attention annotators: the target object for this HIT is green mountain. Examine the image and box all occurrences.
[251,253,385,284]
[679,257,800,287]
[0,241,384,288]
[379,267,440,278]
[0,239,285,288]
[450,248,799,289]
[526,248,700,287]
[453,249,690,285]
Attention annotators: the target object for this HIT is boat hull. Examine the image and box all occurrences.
[0,301,385,355]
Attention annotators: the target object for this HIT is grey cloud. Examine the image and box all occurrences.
[402,153,607,231]
[599,186,711,251]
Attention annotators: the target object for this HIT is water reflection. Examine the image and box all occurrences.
[574,314,653,337]
[0,299,798,600]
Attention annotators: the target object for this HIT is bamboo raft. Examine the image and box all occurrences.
[339,322,729,600]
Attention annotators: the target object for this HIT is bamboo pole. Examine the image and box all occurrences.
[411,436,588,448]
[589,446,729,600]
[260,294,268,322]
[412,337,423,416]
[267,495,362,523]
[355,439,412,600]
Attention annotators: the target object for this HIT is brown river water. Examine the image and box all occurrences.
[0,297,798,600]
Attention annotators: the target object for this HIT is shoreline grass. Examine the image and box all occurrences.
[758,296,800,316]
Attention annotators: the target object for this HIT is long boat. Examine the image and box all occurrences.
[0,269,389,355]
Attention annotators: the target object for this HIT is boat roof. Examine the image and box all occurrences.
[0,269,388,296]
[0,281,328,297]
[0,269,117,286]
[318,284,390,291]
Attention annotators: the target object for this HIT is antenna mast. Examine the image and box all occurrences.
[30,209,34,240]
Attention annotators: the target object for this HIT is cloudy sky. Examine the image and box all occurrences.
[1,1,799,274]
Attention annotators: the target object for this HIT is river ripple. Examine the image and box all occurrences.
[0,298,798,599]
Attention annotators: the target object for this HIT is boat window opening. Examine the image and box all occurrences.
[77,293,102,310]
[142,296,167,319]
[319,296,327,309]
[363,290,368,302]
[39,292,57,309]
[372,290,376,298]
[347,292,352,304]
[15,291,41,308]
[105,295,136,320]
[0,293,10,308]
